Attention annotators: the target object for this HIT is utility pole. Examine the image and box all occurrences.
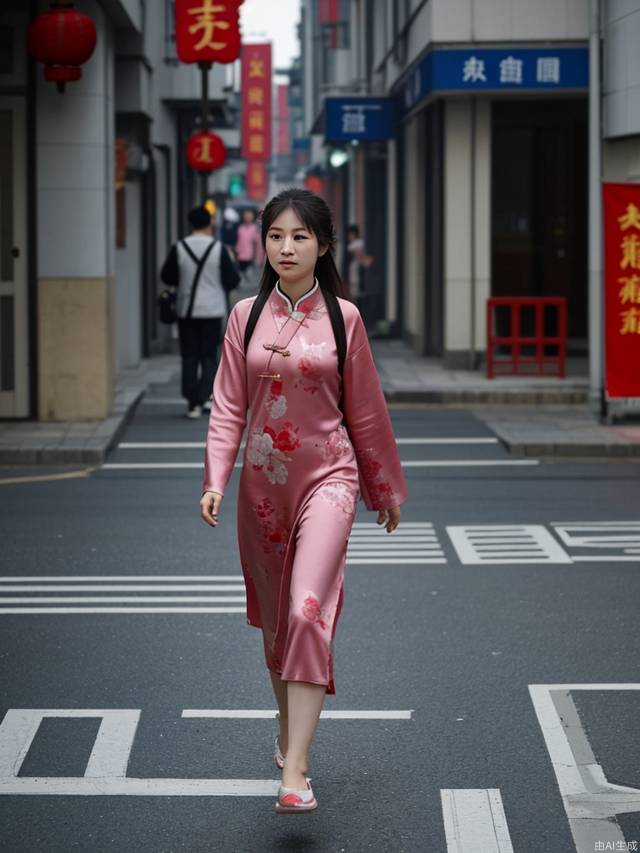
[588,0,604,416]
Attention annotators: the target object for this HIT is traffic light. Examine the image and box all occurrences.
[228,175,245,197]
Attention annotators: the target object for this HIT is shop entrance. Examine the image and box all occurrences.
[491,98,588,345]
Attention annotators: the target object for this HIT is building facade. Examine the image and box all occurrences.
[302,0,640,369]
[0,0,233,421]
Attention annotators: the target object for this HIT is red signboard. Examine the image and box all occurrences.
[246,160,268,201]
[276,84,290,155]
[603,182,640,398]
[175,0,241,65]
[318,0,339,22]
[241,43,272,161]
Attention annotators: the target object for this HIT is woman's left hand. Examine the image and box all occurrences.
[376,505,401,533]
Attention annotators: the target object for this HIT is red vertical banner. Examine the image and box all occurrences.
[317,0,339,22]
[241,43,272,161]
[603,182,640,398]
[246,161,267,201]
[276,85,290,155]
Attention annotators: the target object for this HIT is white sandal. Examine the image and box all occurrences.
[275,776,317,813]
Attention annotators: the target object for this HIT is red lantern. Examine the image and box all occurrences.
[186,132,226,172]
[29,2,97,93]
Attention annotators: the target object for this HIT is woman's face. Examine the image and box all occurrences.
[243,209,254,223]
[265,206,327,285]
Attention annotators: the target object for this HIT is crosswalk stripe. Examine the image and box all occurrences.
[0,607,246,614]
[117,437,499,448]
[0,597,247,604]
[0,585,246,592]
[100,459,538,470]
[181,709,414,719]
[441,789,514,852]
[347,558,446,564]
[447,525,572,564]
[0,575,243,582]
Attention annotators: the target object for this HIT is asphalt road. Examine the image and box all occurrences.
[1,384,640,853]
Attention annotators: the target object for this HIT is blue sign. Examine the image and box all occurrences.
[400,47,589,114]
[292,138,311,151]
[324,97,396,142]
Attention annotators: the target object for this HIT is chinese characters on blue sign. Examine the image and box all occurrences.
[324,97,396,142]
[401,47,589,113]
[323,47,589,141]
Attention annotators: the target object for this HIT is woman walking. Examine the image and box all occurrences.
[234,207,263,282]
[200,188,408,813]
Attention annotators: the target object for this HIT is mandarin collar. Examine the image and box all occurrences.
[274,277,319,312]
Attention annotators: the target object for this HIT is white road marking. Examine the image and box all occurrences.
[348,522,446,563]
[0,707,412,795]
[529,684,640,851]
[0,575,243,582]
[182,709,413,719]
[0,585,245,591]
[447,525,572,564]
[0,575,244,616]
[101,459,538,470]
[441,789,514,853]
[117,437,499,449]
[401,460,538,466]
[0,777,281,796]
[0,597,246,604]
[0,607,246,614]
[347,558,446,564]
[551,521,640,561]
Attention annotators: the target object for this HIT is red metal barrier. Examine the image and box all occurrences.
[486,297,567,378]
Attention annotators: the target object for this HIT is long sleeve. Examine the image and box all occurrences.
[342,311,409,511]
[201,303,248,497]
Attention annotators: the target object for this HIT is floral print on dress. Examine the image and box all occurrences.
[300,590,330,630]
[253,496,290,556]
[356,447,396,506]
[294,339,327,395]
[319,425,354,464]
[264,378,287,420]
[246,421,301,485]
[317,481,357,518]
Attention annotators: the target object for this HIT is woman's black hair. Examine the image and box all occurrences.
[256,187,349,301]
[242,188,351,423]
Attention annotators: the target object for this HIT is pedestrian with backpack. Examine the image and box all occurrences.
[198,188,408,813]
[160,205,240,418]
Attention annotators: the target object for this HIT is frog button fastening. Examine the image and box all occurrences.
[258,372,281,379]
[263,343,291,356]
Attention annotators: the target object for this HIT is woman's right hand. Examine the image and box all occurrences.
[200,491,223,527]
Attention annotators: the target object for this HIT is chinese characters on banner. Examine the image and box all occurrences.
[241,42,271,200]
[246,161,267,201]
[175,0,241,65]
[603,182,640,398]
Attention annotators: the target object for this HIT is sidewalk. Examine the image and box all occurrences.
[0,356,179,466]
[1,339,639,465]
[372,338,588,404]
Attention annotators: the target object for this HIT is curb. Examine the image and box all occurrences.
[0,387,145,466]
[383,388,588,405]
[496,438,640,459]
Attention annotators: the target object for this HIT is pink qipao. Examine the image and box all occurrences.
[202,278,408,694]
